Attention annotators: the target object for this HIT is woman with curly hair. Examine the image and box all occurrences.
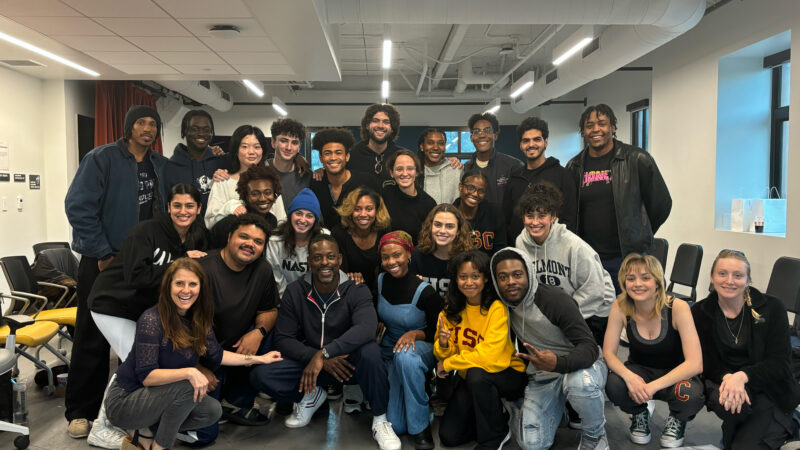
[453,168,507,255]
[410,204,473,299]
[332,187,391,294]
[434,250,526,449]
[210,164,282,247]
[692,249,800,449]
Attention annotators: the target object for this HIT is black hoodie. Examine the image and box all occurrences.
[163,143,231,208]
[88,213,210,321]
[502,156,577,242]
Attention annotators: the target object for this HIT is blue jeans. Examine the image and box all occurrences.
[385,341,436,435]
[513,359,607,450]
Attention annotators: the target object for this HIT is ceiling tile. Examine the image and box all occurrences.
[339,48,367,60]
[199,37,277,52]
[339,37,366,47]
[150,51,225,64]
[341,62,366,71]
[219,52,287,65]
[94,18,191,37]
[154,0,251,18]
[126,36,207,51]
[0,0,81,17]
[12,17,114,36]
[110,63,178,74]
[179,18,266,37]
[56,35,140,51]
[235,64,295,75]
[62,0,168,17]
[86,51,163,64]
[171,64,237,74]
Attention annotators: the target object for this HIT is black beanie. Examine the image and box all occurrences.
[124,105,161,138]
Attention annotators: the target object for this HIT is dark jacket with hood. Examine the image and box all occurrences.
[692,288,800,412]
[463,149,523,206]
[566,139,671,255]
[65,138,168,259]
[163,143,230,208]
[503,156,577,240]
[88,212,210,321]
[491,248,599,380]
[274,271,377,364]
[452,197,507,256]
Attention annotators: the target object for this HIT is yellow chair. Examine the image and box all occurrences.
[0,312,65,395]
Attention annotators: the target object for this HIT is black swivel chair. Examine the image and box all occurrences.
[31,242,70,257]
[652,238,669,272]
[666,244,703,303]
[766,257,800,345]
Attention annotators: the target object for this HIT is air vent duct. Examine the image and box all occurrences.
[157,80,233,112]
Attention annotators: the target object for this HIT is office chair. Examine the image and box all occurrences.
[766,257,800,345]
[31,242,70,256]
[652,238,669,271]
[0,316,32,449]
[666,244,703,303]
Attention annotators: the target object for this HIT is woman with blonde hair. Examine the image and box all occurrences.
[603,253,703,447]
[692,249,800,449]
[410,204,474,299]
[332,186,391,294]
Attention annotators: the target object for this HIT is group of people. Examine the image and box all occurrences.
[60,101,800,450]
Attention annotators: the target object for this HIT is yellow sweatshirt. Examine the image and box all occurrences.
[434,300,526,378]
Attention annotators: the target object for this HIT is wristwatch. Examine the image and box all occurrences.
[258,326,268,337]
[321,348,330,359]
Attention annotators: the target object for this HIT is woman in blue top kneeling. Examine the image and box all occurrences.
[105,258,282,450]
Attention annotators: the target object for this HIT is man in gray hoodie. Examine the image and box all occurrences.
[514,181,615,345]
[491,248,608,450]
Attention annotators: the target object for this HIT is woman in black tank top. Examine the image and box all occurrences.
[602,253,704,448]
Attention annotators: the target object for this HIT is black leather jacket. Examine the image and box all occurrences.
[566,140,671,255]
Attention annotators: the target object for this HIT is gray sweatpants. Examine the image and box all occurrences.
[105,379,222,448]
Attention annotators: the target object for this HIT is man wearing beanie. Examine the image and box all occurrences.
[64,104,167,446]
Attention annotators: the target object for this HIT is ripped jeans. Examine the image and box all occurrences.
[513,359,607,450]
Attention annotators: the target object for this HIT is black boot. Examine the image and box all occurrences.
[413,425,435,450]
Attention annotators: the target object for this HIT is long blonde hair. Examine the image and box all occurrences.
[711,249,761,320]
[617,253,672,321]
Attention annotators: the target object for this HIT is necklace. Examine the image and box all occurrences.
[723,310,745,344]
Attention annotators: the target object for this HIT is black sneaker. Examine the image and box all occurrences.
[412,426,434,450]
[222,406,270,426]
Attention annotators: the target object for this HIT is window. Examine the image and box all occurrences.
[627,99,650,151]
[714,31,789,237]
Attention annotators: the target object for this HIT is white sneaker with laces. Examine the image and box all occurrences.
[86,412,127,449]
[285,387,327,428]
[372,421,401,450]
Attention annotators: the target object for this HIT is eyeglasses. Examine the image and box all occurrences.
[247,189,275,199]
[374,154,384,175]
[470,127,494,136]
[461,184,486,196]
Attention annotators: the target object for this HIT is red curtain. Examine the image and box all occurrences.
[94,81,163,154]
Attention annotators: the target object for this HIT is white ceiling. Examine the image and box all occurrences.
[0,0,730,104]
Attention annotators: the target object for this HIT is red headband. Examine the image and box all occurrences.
[379,230,414,254]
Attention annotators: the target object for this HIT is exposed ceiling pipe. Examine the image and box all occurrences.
[157,80,233,112]
[454,59,509,94]
[430,24,469,89]
[511,0,705,112]
[488,24,564,92]
[416,61,428,96]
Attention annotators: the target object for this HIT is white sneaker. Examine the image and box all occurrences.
[343,384,364,414]
[285,387,327,428]
[372,421,401,450]
[86,418,127,449]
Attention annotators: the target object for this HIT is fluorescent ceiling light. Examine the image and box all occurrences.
[552,25,595,66]
[509,71,535,98]
[272,96,288,116]
[484,97,501,114]
[242,79,264,97]
[382,39,392,69]
[381,80,389,99]
[0,31,99,77]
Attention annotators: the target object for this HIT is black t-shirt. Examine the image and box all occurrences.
[331,226,383,296]
[210,212,277,249]
[409,250,450,299]
[200,249,279,349]
[381,184,437,244]
[380,271,443,342]
[715,307,752,371]
[137,156,156,222]
[578,151,620,258]
[309,170,379,230]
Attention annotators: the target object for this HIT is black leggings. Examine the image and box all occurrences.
[438,367,526,448]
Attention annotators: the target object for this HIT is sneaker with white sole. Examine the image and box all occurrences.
[372,421,401,450]
[67,418,90,438]
[285,387,327,428]
[86,418,128,449]
[579,433,609,450]
[660,415,686,448]
[629,408,651,444]
[343,384,364,414]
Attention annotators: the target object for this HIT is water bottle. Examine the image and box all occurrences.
[12,380,27,426]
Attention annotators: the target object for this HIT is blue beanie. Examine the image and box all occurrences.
[288,188,322,222]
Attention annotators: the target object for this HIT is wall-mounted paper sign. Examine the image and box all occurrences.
[0,173,9,182]
[29,174,40,190]
[13,174,25,182]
